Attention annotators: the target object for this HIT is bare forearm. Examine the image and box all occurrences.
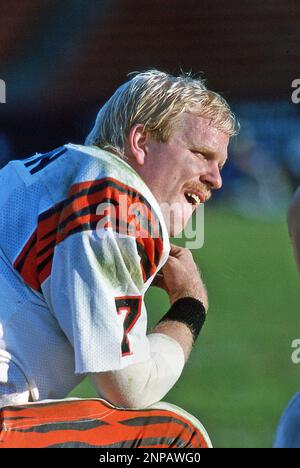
[151,294,207,363]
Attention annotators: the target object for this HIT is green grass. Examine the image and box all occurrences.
[69,207,300,448]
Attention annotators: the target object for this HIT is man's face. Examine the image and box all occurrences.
[131,113,229,236]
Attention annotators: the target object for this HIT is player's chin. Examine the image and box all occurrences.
[160,200,194,237]
[168,208,194,237]
[169,224,185,237]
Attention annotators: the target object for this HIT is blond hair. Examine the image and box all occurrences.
[85,69,239,157]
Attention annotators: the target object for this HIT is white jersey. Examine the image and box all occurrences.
[0,144,170,404]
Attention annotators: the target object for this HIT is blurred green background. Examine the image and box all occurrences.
[69,207,300,448]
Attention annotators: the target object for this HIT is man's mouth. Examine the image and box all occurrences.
[184,190,206,206]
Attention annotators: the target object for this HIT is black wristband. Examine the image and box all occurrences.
[158,297,206,343]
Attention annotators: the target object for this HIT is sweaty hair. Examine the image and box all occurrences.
[85,69,239,158]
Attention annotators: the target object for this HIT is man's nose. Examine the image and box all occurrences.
[200,161,223,190]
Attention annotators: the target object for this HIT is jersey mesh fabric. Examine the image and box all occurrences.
[0,144,170,402]
[42,229,150,373]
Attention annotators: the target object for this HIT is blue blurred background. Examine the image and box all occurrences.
[1,0,300,447]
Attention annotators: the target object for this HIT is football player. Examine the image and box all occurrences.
[274,188,300,448]
[0,70,238,448]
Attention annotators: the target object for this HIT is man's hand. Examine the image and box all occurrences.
[153,243,208,311]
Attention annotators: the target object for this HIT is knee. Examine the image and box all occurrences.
[275,392,300,448]
[287,188,300,237]
[287,188,300,272]
[148,401,212,448]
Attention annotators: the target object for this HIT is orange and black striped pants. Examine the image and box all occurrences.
[0,398,212,448]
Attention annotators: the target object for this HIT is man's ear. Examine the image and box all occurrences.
[128,124,148,166]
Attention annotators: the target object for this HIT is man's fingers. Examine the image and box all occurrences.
[169,243,182,253]
[169,243,187,258]
[151,273,169,293]
[152,272,164,286]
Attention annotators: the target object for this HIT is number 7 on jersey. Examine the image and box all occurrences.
[114,296,142,357]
